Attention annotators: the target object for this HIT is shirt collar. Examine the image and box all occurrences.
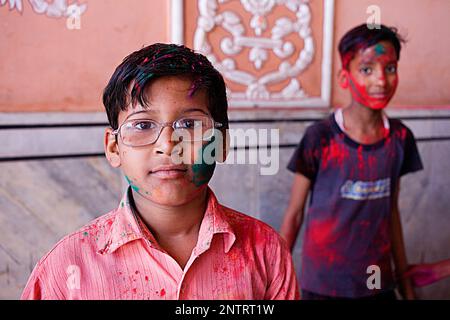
[335,108,390,133]
[97,186,236,255]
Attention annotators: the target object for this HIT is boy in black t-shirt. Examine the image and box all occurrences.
[280,24,423,300]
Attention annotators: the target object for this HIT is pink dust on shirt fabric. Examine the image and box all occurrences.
[21,187,299,300]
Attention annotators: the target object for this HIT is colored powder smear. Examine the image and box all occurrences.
[125,175,140,192]
[192,141,216,187]
[374,43,386,56]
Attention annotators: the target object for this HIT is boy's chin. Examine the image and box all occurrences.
[367,103,388,110]
[145,184,208,207]
[356,99,390,110]
[356,95,394,110]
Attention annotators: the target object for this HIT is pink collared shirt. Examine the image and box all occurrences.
[21,187,299,300]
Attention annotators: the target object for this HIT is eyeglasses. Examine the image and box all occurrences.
[112,115,223,147]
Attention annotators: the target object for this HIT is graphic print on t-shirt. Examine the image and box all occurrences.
[340,178,391,200]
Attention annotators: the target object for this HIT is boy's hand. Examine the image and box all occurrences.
[403,264,441,287]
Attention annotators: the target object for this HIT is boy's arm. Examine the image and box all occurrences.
[403,259,450,287]
[280,174,311,252]
[264,233,300,300]
[21,265,44,300]
[390,181,416,300]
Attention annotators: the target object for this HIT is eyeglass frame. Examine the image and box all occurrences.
[111,115,224,147]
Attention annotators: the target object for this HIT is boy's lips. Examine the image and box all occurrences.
[150,164,188,179]
[369,92,390,99]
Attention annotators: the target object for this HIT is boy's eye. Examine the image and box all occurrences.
[360,67,372,75]
[176,118,204,130]
[386,65,397,74]
[131,120,157,131]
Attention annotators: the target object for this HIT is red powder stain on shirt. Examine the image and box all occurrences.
[227,249,241,262]
[132,288,137,294]
[357,145,365,174]
[309,219,337,245]
[398,128,407,141]
[321,139,349,169]
[145,276,149,281]
[367,154,378,179]
[160,288,166,297]
[368,154,377,168]
[135,270,140,275]
[305,218,344,266]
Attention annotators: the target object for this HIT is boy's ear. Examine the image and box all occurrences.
[215,128,230,163]
[338,69,350,89]
[104,128,121,168]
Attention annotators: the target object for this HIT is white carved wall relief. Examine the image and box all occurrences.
[1,0,86,19]
[174,0,334,108]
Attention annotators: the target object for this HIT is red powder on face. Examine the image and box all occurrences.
[345,43,399,110]
[348,72,397,110]
[341,52,355,71]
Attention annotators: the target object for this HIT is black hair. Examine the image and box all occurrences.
[338,24,406,69]
[102,43,228,130]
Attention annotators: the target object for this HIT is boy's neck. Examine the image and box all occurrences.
[343,102,384,131]
[130,187,208,240]
[341,102,387,144]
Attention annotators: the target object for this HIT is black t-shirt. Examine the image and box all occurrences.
[287,113,423,298]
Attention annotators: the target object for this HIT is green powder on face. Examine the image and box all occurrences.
[125,175,140,192]
[191,141,216,187]
[374,43,386,56]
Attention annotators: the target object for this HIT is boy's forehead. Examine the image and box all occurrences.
[356,41,397,63]
[118,77,209,122]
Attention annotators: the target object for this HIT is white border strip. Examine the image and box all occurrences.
[170,0,184,44]
[321,0,335,106]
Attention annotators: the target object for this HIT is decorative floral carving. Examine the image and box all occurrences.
[194,0,315,105]
[1,0,86,19]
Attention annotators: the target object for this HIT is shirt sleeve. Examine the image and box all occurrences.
[264,234,300,300]
[287,126,320,181]
[21,247,68,300]
[21,263,44,300]
[400,127,423,176]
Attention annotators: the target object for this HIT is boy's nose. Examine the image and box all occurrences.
[153,126,178,155]
[375,70,387,86]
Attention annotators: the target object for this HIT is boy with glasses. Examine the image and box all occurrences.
[21,43,299,300]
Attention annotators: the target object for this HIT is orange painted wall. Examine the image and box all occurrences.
[332,0,450,108]
[1,0,449,112]
[0,0,169,112]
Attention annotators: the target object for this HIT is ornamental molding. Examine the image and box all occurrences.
[171,0,334,108]
[1,0,86,19]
